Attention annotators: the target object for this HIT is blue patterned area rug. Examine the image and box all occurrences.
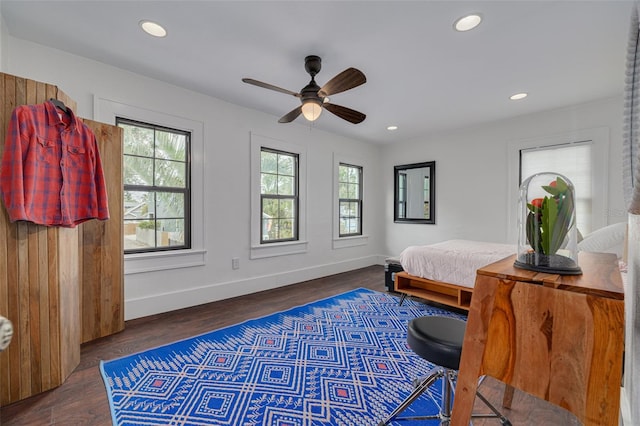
[100,288,466,425]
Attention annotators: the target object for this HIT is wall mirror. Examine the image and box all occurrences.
[394,161,435,224]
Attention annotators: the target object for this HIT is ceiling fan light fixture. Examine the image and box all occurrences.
[243,55,366,124]
[454,14,482,32]
[301,99,323,121]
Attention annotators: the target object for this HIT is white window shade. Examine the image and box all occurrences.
[507,127,608,244]
[521,142,592,233]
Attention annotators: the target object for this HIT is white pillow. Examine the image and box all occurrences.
[577,222,627,258]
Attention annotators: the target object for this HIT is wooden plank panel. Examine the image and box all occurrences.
[27,223,42,394]
[56,85,80,378]
[46,227,61,387]
[55,86,81,379]
[14,76,41,397]
[17,221,31,398]
[4,74,22,404]
[15,75,34,400]
[44,83,62,389]
[0,72,11,405]
[16,77,33,398]
[25,77,36,105]
[25,78,52,389]
[38,225,51,389]
[36,81,46,109]
[58,227,80,379]
[81,119,124,342]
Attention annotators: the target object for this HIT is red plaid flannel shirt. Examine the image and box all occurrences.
[0,100,109,227]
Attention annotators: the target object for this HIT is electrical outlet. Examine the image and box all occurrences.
[232,257,240,270]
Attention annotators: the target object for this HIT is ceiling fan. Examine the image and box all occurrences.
[242,55,366,124]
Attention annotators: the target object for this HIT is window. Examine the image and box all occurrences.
[338,163,363,236]
[250,133,307,259]
[260,148,298,243]
[520,142,592,233]
[117,118,190,253]
[509,128,609,242]
[332,153,368,249]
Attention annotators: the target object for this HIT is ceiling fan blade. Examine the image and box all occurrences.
[318,68,366,98]
[323,103,366,124]
[278,106,302,123]
[242,78,301,97]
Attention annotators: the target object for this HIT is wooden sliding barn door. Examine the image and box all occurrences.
[0,73,81,405]
[0,73,124,405]
[80,119,124,343]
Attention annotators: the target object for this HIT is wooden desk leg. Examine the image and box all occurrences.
[451,275,498,426]
[581,296,624,425]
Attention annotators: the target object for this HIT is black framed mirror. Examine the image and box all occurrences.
[394,161,435,224]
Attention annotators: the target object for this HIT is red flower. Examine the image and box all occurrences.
[530,198,544,209]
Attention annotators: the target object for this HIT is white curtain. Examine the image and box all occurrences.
[622,3,640,425]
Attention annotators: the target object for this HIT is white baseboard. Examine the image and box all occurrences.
[125,255,387,320]
[620,387,630,425]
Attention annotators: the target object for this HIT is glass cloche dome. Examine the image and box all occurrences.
[514,172,582,275]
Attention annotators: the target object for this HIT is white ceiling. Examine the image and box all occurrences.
[1,1,634,145]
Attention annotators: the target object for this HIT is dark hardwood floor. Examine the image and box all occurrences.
[0,265,580,425]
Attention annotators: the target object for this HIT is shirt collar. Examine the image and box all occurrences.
[45,99,80,132]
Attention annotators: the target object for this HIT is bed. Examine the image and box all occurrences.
[395,240,516,310]
[395,224,628,311]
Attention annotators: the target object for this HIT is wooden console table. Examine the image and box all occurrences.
[451,252,624,426]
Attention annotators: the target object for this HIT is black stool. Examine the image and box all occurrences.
[378,316,511,425]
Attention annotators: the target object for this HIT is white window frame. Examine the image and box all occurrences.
[507,127,609,242]
[332,153,368,249]
[94,96,206,274]
[250,133,307,259]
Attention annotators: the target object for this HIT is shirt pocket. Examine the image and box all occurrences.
[65,145,88,168]
[35,135,56,164]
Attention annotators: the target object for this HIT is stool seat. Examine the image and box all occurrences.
[408,316,466,370]
[378,314,512,425]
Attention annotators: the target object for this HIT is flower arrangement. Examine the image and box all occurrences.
[525,177,574,256]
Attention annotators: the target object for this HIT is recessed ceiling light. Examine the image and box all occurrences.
[510,92,528,100]
[454,14,482,32]
[140,20,167,38]
[387,125,398,131]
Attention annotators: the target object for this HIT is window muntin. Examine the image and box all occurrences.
[118,118,191,253]
[520,142,592,233]
[260,148,298,243]
[338,163,363,236]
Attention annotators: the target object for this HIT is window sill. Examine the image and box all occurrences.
[333,234,369,249]
[250,240,308,259]
[124,249,207,275]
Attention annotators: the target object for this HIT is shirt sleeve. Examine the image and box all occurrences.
[0,108,28,222]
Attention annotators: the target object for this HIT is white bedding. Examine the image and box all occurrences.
[399,239,516,288]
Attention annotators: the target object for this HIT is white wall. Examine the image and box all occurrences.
[381,96,626,256]
[0,7,7,71]
[5,36,385,320]
[4,35,627,321]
